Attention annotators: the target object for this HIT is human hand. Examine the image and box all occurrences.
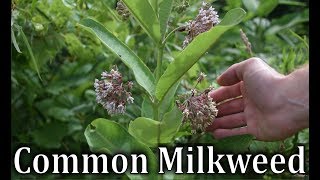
[206,57,309,141]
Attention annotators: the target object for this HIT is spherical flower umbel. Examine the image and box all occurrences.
[94,66,134,115]
[183,2,220,48]
[176,87,218,134]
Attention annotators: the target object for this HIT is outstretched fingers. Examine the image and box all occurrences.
[207,112,246,131]
[209,82,242,103]
[211,127,249,139]
[216,97,244,117]
[217,57,261,86]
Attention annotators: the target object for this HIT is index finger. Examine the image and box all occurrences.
[217,57,261,86]
[209,82,242,103]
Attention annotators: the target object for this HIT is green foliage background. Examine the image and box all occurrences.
[12,0,309,179]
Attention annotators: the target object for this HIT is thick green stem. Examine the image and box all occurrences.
[154,45,164,146]
[155,45,164,82]
[153,102,160,145]
[153,26,184,147]
[153,102,159,121]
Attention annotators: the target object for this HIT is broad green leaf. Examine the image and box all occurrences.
[155,8,246,100]
[159,80,180,118]
[160,106,183,138]
[79,18,155,96]
[18,26,42,80]
[129,117,160,147]
[257,0,278,17]
[122,0,161,43]
[218,8,247,26]
[129,106,182,147]
[159,0,174,38]
[85,118,157,179]
[141,97,154,118]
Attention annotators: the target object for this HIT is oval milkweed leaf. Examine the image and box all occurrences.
[122,0,161,43]
[84,118,157,179]
[129,106,182,147]
[79,18,155,96]
[159,0,174,39]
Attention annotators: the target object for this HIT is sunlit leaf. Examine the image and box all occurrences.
[122,0,161,43]
[129,106,182,147]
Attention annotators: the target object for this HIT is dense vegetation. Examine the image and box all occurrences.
[12,0,309,179]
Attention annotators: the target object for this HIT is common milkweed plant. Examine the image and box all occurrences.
[80,0,245,178]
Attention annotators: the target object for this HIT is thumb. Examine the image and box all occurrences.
[217,57,261,86]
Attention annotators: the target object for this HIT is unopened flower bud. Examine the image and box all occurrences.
[197,72,207,83]
[116,1,131,20]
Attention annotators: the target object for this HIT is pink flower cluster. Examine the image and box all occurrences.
[94,67,134,115]
[183,2,220,48]
[176,87,218,134]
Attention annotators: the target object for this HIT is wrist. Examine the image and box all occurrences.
[278,67,309,130]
